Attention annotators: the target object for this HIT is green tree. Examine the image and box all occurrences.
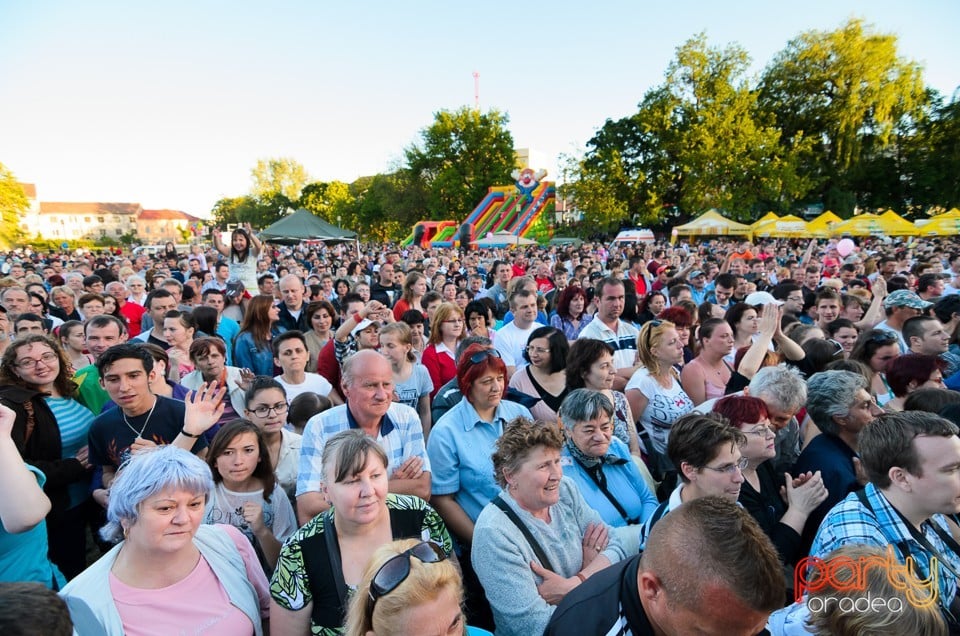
[0,163,28,248]
[405,107,515,221]
[250,157,310,202]
[299,181,356,224]
[568,34,812,228]
[210,194,286,229]
[903,94,960,211]
[758,18,928,215]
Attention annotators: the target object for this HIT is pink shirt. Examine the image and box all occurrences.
[109,525,269,635]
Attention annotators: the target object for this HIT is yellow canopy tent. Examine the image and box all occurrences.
[671,209,753,243]
[806,211,843,238]
[831,212,916,237]
[877,210,918,236]
[917,208,960,236]
[752,214,809,238]
[751,212,779,229]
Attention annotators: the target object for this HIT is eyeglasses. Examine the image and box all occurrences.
[469,348,501,364]
[16,352,59,369]
[702,456,749,475]
[248,402,288,418]
[744,424,775,438]
[442,318,465,325]
[525,345,550,355]
[368,541,447,617]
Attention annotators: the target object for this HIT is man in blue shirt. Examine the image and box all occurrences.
[793,370,882,550]
[807,410,960,616]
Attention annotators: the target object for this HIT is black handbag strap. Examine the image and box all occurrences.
[575,457,637,525]
[492,496,555,572]
[322,510,350,610]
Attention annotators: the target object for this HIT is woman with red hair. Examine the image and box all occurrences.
[426,343,533,547]
[657,305,694,364]
[713,395,827,566]
[884,354,946,412]
[549,286,593,341]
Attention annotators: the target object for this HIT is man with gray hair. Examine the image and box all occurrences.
[747,365,807,474]
[793,370,882,547]
[295,349,430,524]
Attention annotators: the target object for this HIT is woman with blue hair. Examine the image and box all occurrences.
[60,445,271,635]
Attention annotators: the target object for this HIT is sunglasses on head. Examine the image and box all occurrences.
[827,339,844,357]
[368,541,447,617]
[644,319,663,349]
[868,331,898,345]
[469,348,502,364]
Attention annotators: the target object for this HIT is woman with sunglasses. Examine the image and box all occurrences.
[270,430,453,636]
[472,417,624,636]
[0,335,94,580]
[625,320,693,475]
[508,327,569,423]
[344,538,492,636]
[850,328,902,407]
[421,303,465,400]
[713,395,827,567]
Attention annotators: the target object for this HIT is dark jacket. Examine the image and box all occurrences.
[370,281,402,308]
[0,385,87,517]
[277,302,308,333]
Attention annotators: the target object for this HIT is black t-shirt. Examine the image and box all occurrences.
[88,395,205,469]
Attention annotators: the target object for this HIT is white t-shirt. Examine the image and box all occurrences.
[274,373,334,404]
[494,321,545,370]
[203,482,297,546]
[625,367,694,456]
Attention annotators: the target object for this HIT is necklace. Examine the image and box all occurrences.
[122,397,158,439]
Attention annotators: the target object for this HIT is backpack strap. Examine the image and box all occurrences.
[321,510,350,611]
[492,496,555,572]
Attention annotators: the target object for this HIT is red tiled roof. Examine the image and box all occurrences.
[18,183,36,199]
[140,209,201,222]
[39,202,142,215]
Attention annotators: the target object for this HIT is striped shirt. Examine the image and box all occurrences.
[578,319,639,370]
[45,396,95,508]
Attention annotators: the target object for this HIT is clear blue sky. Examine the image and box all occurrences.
[1,1,956,218]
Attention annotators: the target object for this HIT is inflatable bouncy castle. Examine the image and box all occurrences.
[404,168,556,248]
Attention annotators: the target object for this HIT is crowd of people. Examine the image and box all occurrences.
[2,228,960,635]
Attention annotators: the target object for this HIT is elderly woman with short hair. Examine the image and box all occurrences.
[558,389,657,554]
[471,417,625,636]
[60,445,270,635]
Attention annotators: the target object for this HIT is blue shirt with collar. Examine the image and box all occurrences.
[427,398,532,522]
[810,482,960,609]
[296,402,430,496]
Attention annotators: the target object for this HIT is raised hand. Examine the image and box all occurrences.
[183,381,227,436]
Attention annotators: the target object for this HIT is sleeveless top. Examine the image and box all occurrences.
[684,357,732,402]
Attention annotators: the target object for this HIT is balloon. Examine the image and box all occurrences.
[837,238,855,257]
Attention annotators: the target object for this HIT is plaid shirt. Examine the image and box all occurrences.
[296,402,429,496]
[810,483,960,607]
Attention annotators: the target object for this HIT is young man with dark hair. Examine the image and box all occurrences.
[87,343,211,500]
[131,289,178,348]
[638,412,747,548]
[809,411,960,620]
[272,330,338,404]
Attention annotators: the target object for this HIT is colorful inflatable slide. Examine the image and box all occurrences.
[403,168,556,248]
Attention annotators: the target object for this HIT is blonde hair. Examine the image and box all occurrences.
[428,302,465,346]
[805,544,946,636]
[344,539,463,636]
[379,322,416,363]
[637,319,677,378]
